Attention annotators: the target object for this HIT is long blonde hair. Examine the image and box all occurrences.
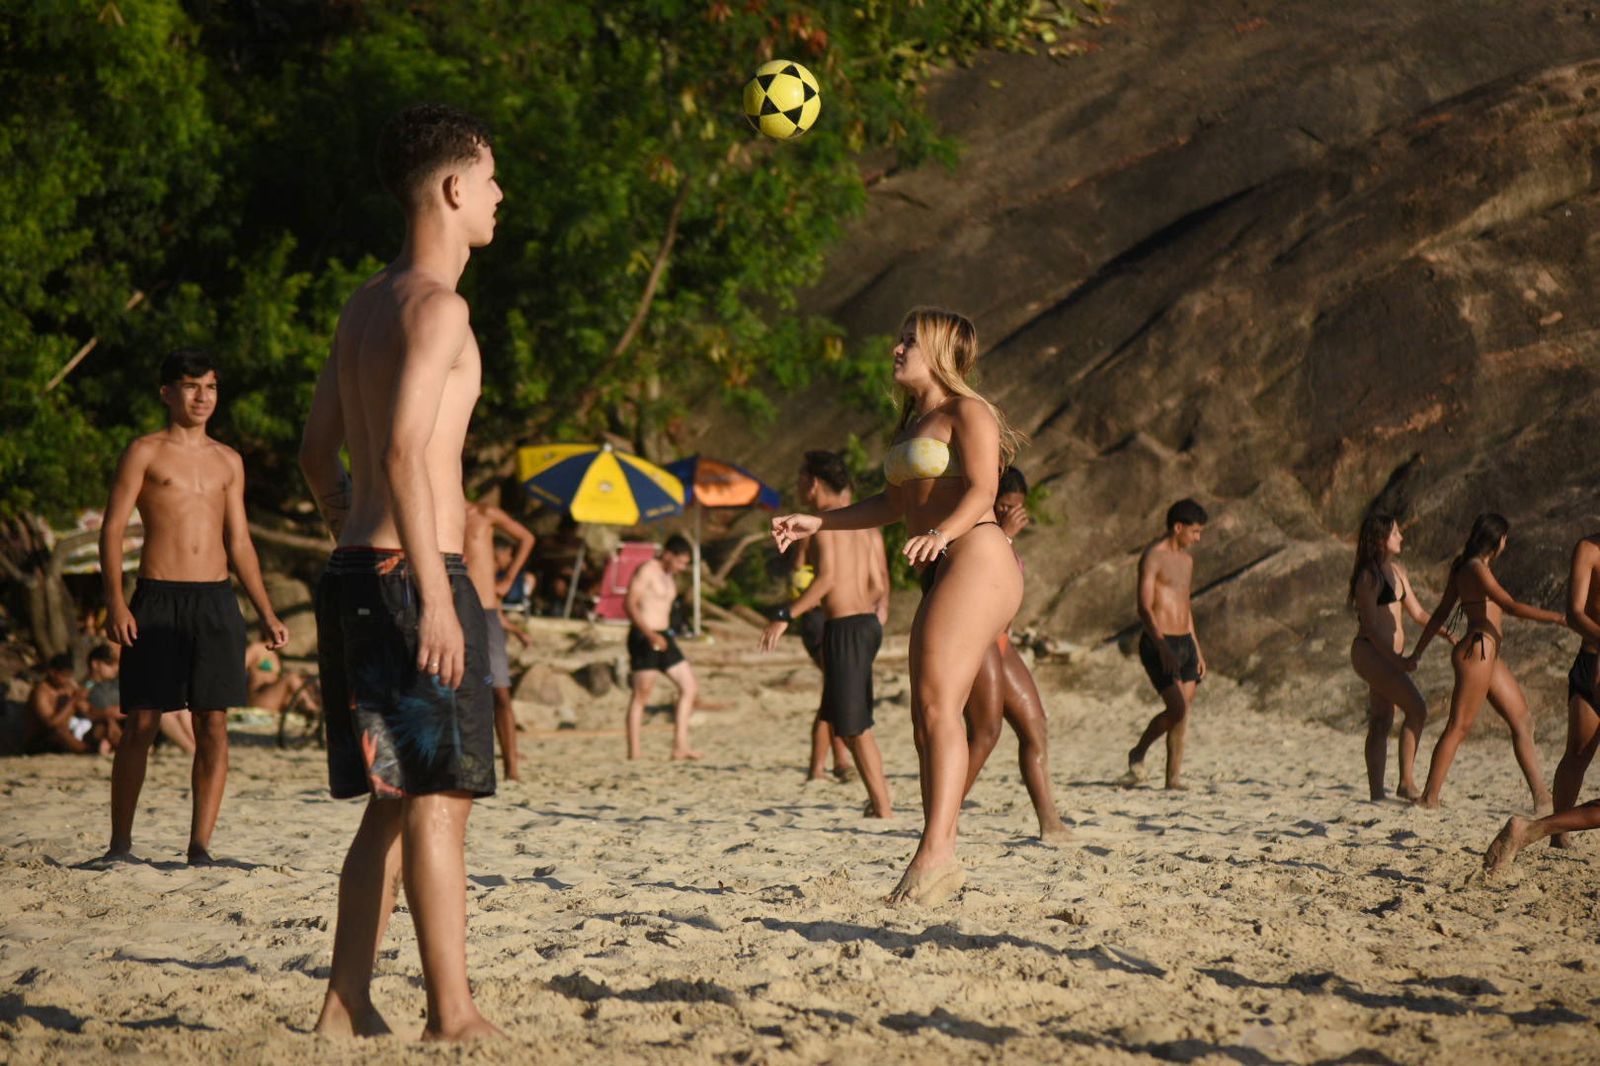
[893,306,1024,467]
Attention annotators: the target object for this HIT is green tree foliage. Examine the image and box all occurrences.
[2,0,1101,524]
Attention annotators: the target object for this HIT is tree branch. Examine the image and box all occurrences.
[571,175,693,425]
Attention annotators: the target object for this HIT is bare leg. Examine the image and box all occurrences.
[1350,636,1429,800]
[1485,801,1600,875]
[841,731,893,818]
[1127,683,1193,789]
[1485,659,1552,813]
[961,642,1006,795]
[315,799,402,1037]
[1551,695,1599,847]
[1418,640,1494,808]
[665,661,701,760]
[996,644,1071,841]
[1363,696,1395,802]
[890,534,1022,905]
[403,793,501,1041]
[492,687,519,781]
[625,672,656,760]
[187,709,229,863]
[105,709,162,858]
[808,712,831,780]
[159,709,197,755]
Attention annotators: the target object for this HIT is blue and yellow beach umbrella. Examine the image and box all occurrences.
[517,442,685,526]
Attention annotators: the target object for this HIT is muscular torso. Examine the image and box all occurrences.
[629,560,677,631]
[332,270,479,554]
[1143,544,1195,634]
[462,506,499,607]
[134,436,234,582]
[817,528,885,619]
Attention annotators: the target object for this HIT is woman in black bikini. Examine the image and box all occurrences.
[772,307,1024,905]
[1409,513,1565,810]
[1347,513,1437,802]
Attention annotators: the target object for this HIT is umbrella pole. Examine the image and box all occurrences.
[562,523,584,620]
[692,505,703,637]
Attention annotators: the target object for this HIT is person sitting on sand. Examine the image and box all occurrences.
[1124,499,1208,791]
[1347,512,1447,802]
[760,450,893,818]
[960,466,1072,842]
[1409,513,1565,810]
[1482,529,1600,873]
[772,306,1024,906]
[245,640,319,716]
[624,534,700,760]
[24,654,103,755]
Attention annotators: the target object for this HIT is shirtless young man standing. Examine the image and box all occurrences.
[624,535,699,760]
[100,349,289,864]
[1124,499,1208,790]
[1484,531,1600,874]
[760,451,893,817]
[298,104,502,1041]
[464,497,536,781]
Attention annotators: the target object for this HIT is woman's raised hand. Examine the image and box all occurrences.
[771,513,822,552]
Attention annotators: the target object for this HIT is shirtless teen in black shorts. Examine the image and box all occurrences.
[1124,499,1208,790]
[624,535,699,760]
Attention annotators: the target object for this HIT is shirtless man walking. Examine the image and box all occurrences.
[760,451,893,817]
[100,349,289,864]
[624,535,699,760]
[1484,531,1600,874]
[1124,499,1208,790]
[463,497,536,781]
[298,103,502,1041]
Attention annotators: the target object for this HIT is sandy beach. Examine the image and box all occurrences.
[2,630,1596,1065]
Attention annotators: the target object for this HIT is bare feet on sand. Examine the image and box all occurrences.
[186,844,218,866]
[670,748,703,761]
[1037,820,1074,845]
[314,992,393,1038]
[862,799,894,819]
[886,857,965,906]
[833,765,859,784]
[1484,816,1531,876]
[1119,752,1147,787]
[1164,780,1187,792]
[420,1016,505,1042]
[1396,784,1422,802]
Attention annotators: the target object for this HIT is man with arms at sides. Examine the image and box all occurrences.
[298,103,502,1041]
[760,451,894,817]
[99,349,289,864]
[1123,498,1208,790]
[464,496,536,781]
[624,535,701,760]
[1485,529,1600,873]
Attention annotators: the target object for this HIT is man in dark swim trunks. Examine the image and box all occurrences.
[1124,499,1208,790]
[298,103,503,1041]
[761,451,893,817]
[624,534,700,760]
[99,349,290,864]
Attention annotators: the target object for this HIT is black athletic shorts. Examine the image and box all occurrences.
[1138,632,1202,693]
[317,548,495,800]
[121,578,248,712]
[797,608,825,667]
[821,613,881,738]
[628,626,685,674]
[1570,650,1598,709]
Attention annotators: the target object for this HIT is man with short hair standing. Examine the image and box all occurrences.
[99,349,288,864]
[299,103,503,1041]
[624,534,701,761]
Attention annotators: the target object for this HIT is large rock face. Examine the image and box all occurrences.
[688,0,1600,710]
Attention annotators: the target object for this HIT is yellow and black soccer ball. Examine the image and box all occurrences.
[743,59,820,140]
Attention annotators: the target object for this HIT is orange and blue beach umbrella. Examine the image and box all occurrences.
[664,455,781,510]
[517,442,685,525]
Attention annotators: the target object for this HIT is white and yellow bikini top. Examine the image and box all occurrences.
[884,437,964,487]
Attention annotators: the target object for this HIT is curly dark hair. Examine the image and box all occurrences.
[801,450,851,493]
[376,103,492,208]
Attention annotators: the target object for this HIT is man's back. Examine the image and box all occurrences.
[818,528,886,619]
[332,268,480,553]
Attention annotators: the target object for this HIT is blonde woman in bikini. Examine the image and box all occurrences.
[772,307,1023,905]
[1408,513,1564,810]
